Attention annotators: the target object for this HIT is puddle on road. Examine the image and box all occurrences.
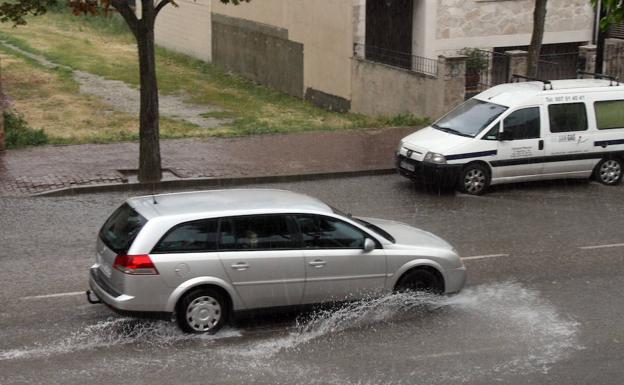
[1,283,582,384]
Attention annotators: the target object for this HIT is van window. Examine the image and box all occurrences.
[548,103,588,133]
[482,122,500,140]
[434,99,507,138]
[152,219,218,253]
[595,100,624,130]
[218,215,295,251]
[99,203,147,255]
[503,107,540,140]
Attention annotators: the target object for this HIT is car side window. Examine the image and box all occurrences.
[295,215,366,249]
[152,219,218,253]
[503,107,540,140]
[218,215,295,251]
[548,103,588,133]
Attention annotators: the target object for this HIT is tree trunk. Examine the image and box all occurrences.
[136,20,162,182]
[527,0,548,78]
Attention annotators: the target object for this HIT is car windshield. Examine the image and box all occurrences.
[99,203,147,254]
[353,217,396,243]
[433,99,507,138]
[330,206,395,243]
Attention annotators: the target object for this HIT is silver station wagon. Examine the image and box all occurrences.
[87,189,466,333]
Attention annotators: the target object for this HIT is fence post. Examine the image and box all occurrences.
[505,50,528,80]
[439,55,466,112]
[604,38,624,80]
[578,44,597,75]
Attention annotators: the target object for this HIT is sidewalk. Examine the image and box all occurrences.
[0,127,417,197]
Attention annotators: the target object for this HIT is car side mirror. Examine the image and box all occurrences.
[497,129,513,141]
[363,238,375,252]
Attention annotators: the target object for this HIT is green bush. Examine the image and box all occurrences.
[4,110,48,149]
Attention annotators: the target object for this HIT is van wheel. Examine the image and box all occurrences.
[460,164,490,195]
[595,158,623,186]
[395,269,443,294]
[177,288,228,334]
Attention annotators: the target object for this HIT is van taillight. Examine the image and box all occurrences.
[113,254,159,275]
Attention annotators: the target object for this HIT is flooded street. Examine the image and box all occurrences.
[1,174,623,384]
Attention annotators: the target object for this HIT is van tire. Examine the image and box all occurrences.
[459,163,490,195]
[595,158,623,186]
[177,288,228,334]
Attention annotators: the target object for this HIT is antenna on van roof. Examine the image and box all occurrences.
[511,74,553,90]
[577,71,620,86]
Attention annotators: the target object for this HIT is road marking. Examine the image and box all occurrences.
[21,291,84,300]
[461,253,509,261]
[579,243,624,250]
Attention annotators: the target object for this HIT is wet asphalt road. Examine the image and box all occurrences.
[1,174,623,385]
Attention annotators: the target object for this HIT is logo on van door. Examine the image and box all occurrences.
[511,146,533,158]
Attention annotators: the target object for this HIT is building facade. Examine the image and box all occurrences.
[155,0,596,118]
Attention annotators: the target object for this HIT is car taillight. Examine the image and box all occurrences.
[113,254,159,275]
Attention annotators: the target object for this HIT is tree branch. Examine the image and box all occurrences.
[111,0,138,36]
[155,0,172,17]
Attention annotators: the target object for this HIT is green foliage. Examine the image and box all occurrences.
[592,0,624,31]
[459,48,488,71]
[4,110,48,148]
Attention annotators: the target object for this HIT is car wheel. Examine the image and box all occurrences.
[459,163,490,195]
[395,269,443,294]
[595,158,623,186]
[177,288,228,334]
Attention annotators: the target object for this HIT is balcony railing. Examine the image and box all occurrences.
[353,43,438,77]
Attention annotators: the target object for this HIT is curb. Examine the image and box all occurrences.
[33,168,397,197]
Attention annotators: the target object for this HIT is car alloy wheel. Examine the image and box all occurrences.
[597,159,623,185]
[460,164,490,195]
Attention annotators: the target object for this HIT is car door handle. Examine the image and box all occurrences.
[230,262,249,271]
[538,139,544,150]
[308,259,326,268]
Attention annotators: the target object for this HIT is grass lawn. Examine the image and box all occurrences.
[0,10,427,145]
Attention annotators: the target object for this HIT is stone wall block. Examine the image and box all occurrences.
[578,44,596,75]
[439,55,466,111]
[505,50,528,79]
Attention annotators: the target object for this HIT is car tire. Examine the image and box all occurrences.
[594,158,623,186]
[177,288,228,334]
[395,269,443,294]
[459,163,490,195]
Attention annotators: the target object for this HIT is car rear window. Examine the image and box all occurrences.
[99,203,147,255]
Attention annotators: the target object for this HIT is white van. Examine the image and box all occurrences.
[397,78,624,194]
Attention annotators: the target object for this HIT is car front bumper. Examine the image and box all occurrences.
[396,154,462,189]
[444,266,467,294]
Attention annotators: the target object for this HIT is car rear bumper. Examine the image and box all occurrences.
[396,155,461,189]
[88,266,137,311]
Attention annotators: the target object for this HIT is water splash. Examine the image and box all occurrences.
[0,282,582,384]
[0,318,240,361]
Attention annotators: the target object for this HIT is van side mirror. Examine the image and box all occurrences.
[497,129,513,141]
[363,238,375,252]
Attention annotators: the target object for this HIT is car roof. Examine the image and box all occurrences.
[127,189,333,219]
[475,79,623,107]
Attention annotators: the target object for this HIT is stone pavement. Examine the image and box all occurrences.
[0,127,417,196]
